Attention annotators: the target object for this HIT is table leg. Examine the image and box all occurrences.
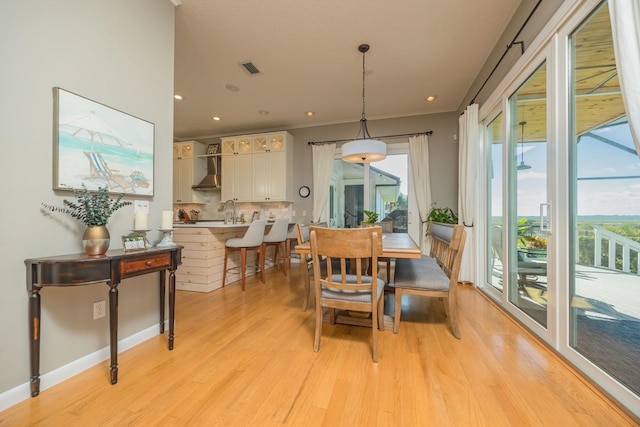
[28,289,41,397]
[168,269,176,350]
[159,270,166,333]
[108,284,119,384]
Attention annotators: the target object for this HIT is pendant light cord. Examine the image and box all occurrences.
[357,44,372,139]
[362,48,366,121]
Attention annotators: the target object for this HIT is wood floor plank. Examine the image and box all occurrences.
[0,266,637,426]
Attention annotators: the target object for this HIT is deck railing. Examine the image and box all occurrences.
[593,226,640,274]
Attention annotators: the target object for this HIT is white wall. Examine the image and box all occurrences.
[0,0,176,405]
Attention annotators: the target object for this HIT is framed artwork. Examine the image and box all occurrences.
[206,144,219,155]
[53,87,155,196]
[122,235,147,252]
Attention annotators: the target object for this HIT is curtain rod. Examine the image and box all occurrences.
[307,130,433,145]
[468,0,542,106]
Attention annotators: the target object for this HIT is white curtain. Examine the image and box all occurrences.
[609,0,640,154]
[312,143,335,222]
[408,134,432,252]
[458,104,479,284]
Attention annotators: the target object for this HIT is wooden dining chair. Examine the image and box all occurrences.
[296,221,329,311]
[392,224,466,338]
[309,226,384,362]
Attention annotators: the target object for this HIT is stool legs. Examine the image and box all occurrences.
[223,245,262,291]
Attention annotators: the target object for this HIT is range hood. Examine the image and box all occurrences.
[193,155,221,190]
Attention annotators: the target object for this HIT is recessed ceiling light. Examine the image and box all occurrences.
[225,84,240,92]
[305,111,315,117]
[174,94,183,100]
[425,95,437,102]
[258,110,270,115]
[212,116,221,121]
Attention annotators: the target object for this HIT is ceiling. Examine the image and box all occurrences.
[173,0,523,140]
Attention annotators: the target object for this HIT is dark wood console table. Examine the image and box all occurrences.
[25,246,182,397]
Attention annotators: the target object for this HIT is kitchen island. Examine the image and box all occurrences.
[173,221,274,292]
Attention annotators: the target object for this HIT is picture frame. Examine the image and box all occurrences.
[122,235,147,252]
[206,143,219,155]
[53,87,155,196]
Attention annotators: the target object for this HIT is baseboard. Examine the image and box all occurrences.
[0,321,167,412]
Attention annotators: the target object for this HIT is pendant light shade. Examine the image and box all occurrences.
[342,44,386,163]
[342,137,387,162]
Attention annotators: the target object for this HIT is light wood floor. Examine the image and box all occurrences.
[1,263,638,426]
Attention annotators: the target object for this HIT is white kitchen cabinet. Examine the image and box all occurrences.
[173,141,207,204]
[221,154,252,201]
[221,131,293,202]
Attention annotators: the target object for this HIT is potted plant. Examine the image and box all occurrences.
[362,210,379,225]
[42,185,131,256]
[425,203,458,231]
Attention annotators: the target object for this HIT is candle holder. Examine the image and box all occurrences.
[156,228,176,247]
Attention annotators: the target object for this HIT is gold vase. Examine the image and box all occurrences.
[83,225,110,256]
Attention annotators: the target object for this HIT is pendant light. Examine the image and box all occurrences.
[516,120,531,171]
[341,44,387,163]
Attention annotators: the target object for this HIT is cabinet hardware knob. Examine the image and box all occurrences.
[146,261,152,266]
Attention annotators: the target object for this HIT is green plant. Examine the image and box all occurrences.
[42,185,131,226]
[425,203,458,224]
[362,210,379,224]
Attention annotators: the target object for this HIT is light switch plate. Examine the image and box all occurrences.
[134,200,149,214]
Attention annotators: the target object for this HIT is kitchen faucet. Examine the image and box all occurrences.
[223,199,237,224]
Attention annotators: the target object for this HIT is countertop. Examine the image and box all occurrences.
[173,221,249,228]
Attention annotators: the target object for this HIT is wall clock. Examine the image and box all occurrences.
[298,185,311,198]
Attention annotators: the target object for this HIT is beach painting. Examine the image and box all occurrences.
[53,87,154,196]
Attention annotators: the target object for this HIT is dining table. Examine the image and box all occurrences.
[294,231,422,329]
[293,231,422,260]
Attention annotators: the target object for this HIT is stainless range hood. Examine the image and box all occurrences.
[192,155,221,190]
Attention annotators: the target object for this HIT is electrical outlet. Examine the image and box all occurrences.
[93,300,106,320]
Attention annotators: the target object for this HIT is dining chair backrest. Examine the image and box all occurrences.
[310,226,382,280]
[263,218,290,243]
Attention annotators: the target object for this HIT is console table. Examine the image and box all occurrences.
[25,246,182,397]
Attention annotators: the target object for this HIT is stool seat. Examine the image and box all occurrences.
[222,220,267,291]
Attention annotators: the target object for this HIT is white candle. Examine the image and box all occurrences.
[162,210,174,229]
[134,211,148,230]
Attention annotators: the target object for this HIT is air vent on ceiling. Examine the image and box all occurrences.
[241,62,260,74]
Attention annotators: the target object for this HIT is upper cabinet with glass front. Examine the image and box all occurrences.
[221,136,252,155]
[253,133,286,153]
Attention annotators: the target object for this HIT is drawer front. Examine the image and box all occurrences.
[121,253,171,276]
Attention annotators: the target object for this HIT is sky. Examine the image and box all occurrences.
[492,120,640,217]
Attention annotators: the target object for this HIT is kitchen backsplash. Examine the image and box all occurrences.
[173,201,294,222]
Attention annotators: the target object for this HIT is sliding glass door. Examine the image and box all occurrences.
[508,62,549,327]
[569,2,640,397]
[481,0,640,413]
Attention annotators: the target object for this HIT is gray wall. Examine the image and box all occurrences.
[288,112,460,222]
[0,0,176,400]
[198,112,460,223]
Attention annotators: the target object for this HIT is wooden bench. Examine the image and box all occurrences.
[391,222,466,338]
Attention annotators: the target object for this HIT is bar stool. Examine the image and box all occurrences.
[284,223,298,272]
[222,219,267,291]
[261,218,290,275]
